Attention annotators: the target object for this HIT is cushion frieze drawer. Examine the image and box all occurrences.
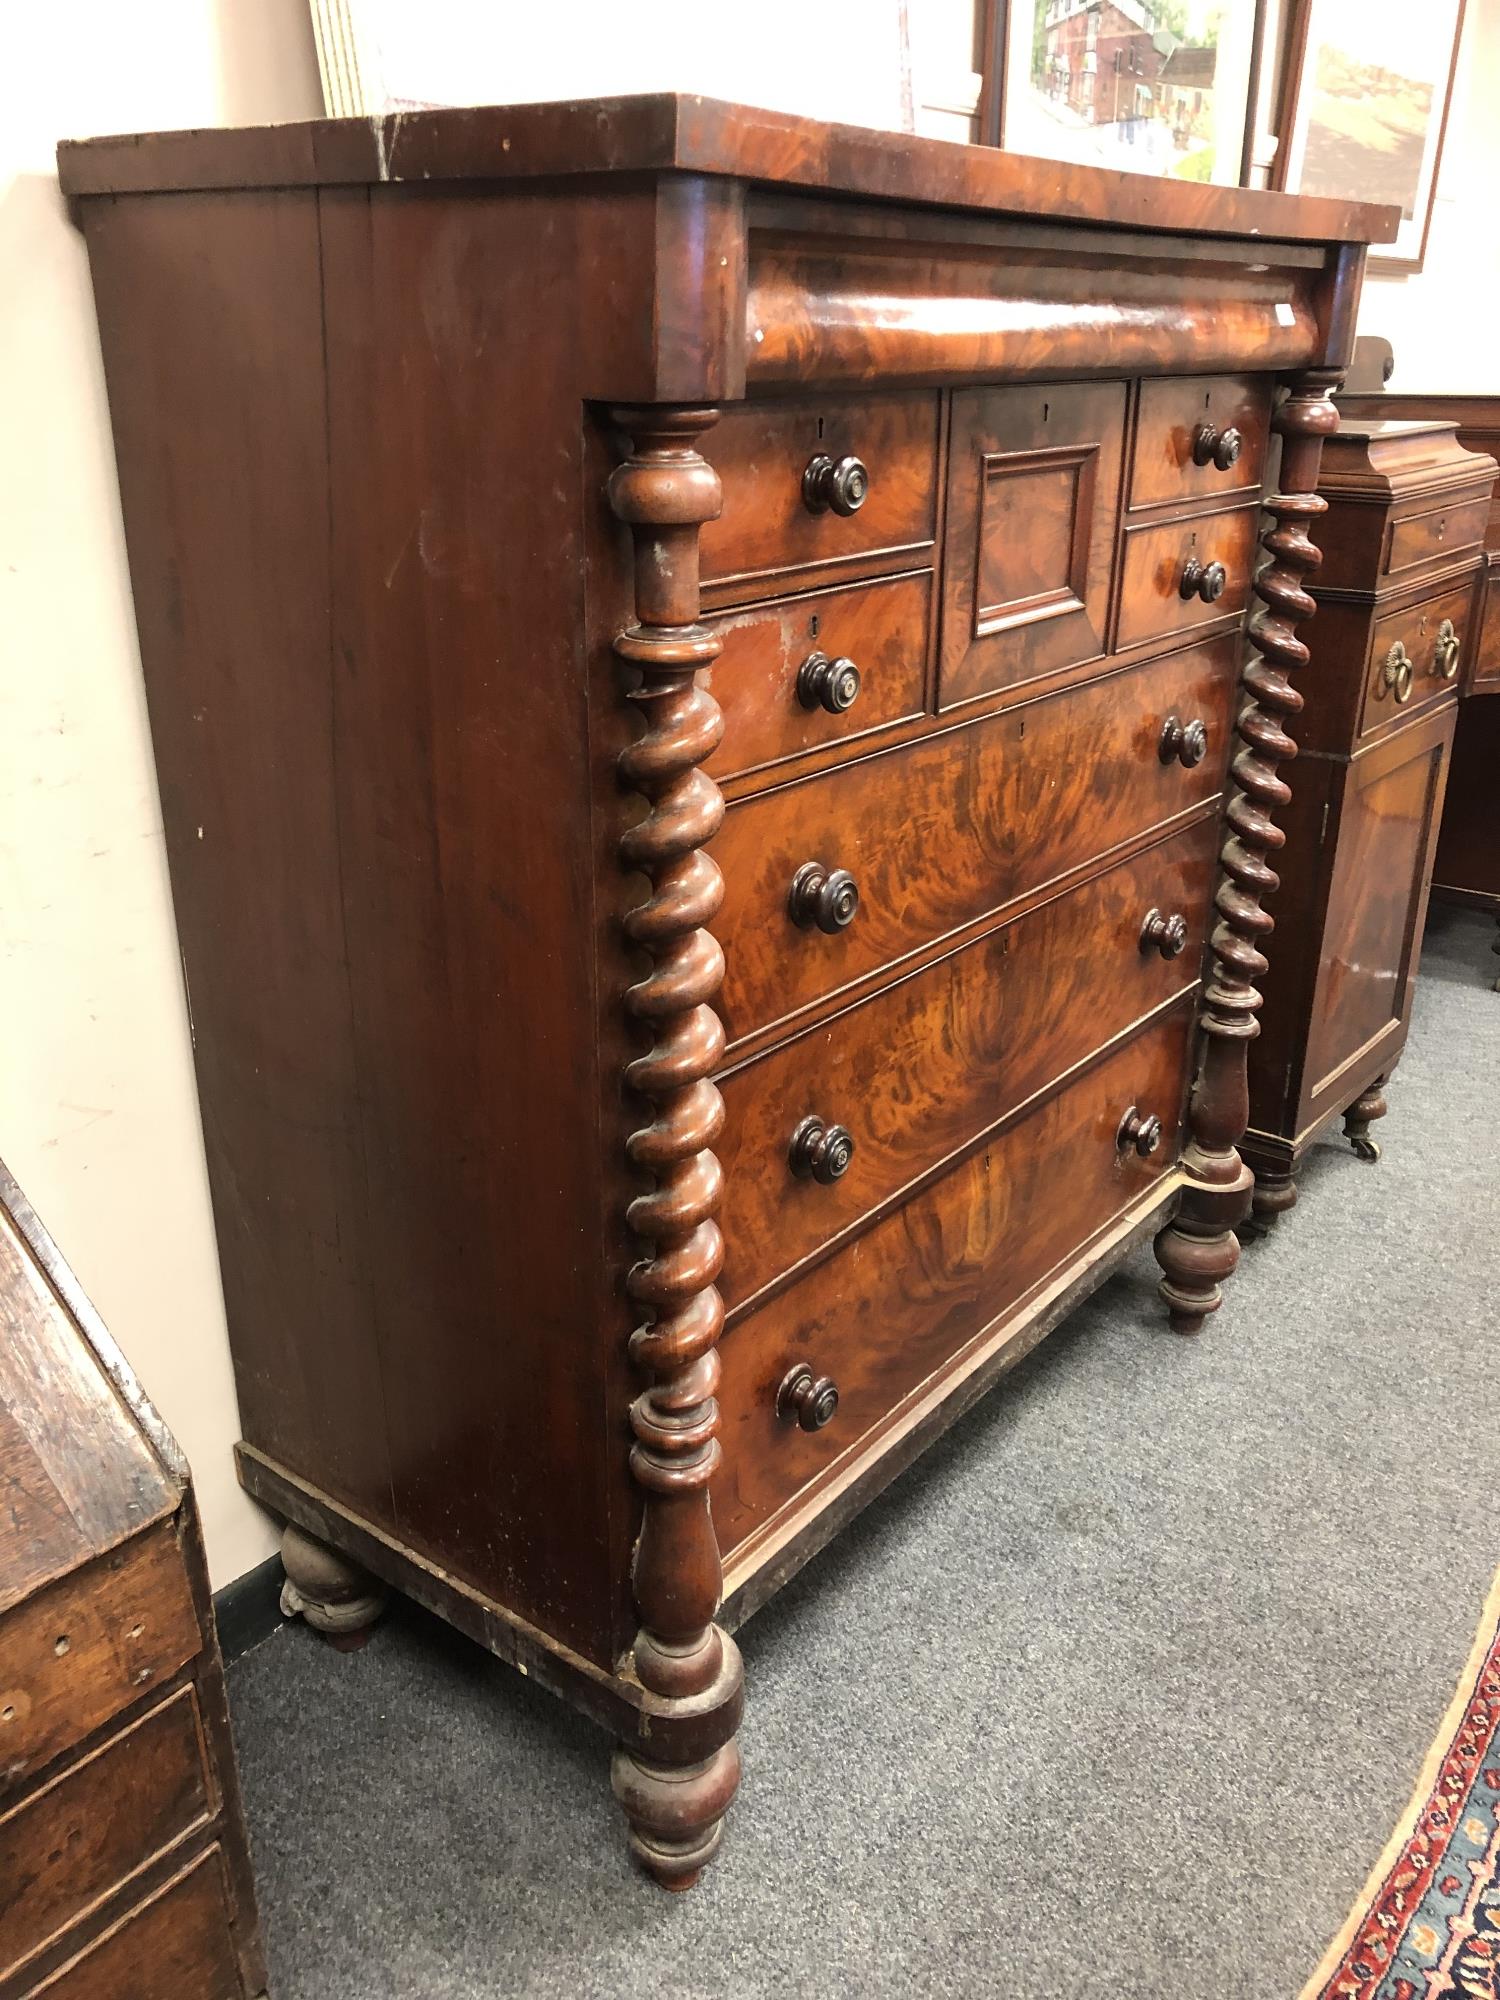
[716,816,1218,1312]
[712,637,1239,1047]
[699,391,940,597]
[1129,374,1272,510]
[715,998,1196,1567]
[703,571,930,784]
[1115,502,1259,653]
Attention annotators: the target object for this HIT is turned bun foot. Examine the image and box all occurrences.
[1152,1211,1241,1336]
[279,1523,387,1650]
[1343,1080,1388,1165]
[612,1738,742,1891]
[1245,1169,1298,1236]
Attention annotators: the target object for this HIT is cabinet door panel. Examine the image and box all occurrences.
[1305,706,1454,1100]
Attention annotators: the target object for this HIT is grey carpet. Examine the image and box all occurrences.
[228,905,1500,1999]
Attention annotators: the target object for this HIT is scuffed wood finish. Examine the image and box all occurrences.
[0,1163,265,1996]
[717,817,1218,1312]
[25,1851,243,2000]
[608,410,742,1892]
[713,641,1239,1046]
[717,1000,1195,1561]
[63,96,1387,1896]
[1154,371,1341,1330]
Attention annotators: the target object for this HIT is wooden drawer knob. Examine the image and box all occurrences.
[1139,908,1188,959]
[788,860,860,932]
[1158,716,1209,768]
[797,651,863,714]
[788,1115,854,1183]
[777,1363,840,1432]
[1433,618,1461,681]
[801,452,869,517]
[1116,1105,1163,1158]
[1192,423,1243,472]
[1179,557,1228,604]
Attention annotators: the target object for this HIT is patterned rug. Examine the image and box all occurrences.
[1302,1569,1500,2000]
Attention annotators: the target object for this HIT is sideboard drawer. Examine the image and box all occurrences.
[938,378,1126,708]
[1129,374,1272,510]
[21,1849,243,2000]
[715,998,1195,1563]
[1116,502,1258,652]
[0,1688,212,1982]
[704,571,930,784]
[700,392,940,594]
[716,816,1217,1310]
[1357,577,1474,742]
[1385,491,1490,581]
[713,638,1238,1045]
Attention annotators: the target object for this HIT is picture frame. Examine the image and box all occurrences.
[996,0,1265,187]
[1273,0,1466,273]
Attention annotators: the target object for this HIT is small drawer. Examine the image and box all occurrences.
[1129,374,1271,510]
[703,572,930,784]
[0,1689,212,1982]
[21,1848,242,2000]
[1385,492,1490,581]
[716,816,1218,1311]
[699,393,939,596]
[712,637,1239,1047]
[1358,579,1474,741]
[715,998,1195,1565]
[1116,504,1258,653]
[938,378,1126,708]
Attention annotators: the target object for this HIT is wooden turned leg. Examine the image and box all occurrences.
[278,1523,387,1651]
[1249,1166,1298,1229]
[1343,1077,1388,1164]
[1153,370,1340,1337]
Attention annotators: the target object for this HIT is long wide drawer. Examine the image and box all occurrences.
[716,815,1218,1311]
[714,998,1196,1565]
[712,637,1239,1046]
[21,1848,243,2000]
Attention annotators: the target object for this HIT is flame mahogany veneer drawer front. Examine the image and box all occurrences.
[938,379,1127,709]
[715,998,1196,1564]
[0,1688,213,1984]
[1357,577,1476,742]
[702,571,930,784]
[712,637,1239,1047]
[1116,503,1259,653]
[699,392,940,595]
[716,816,1218,1313]
[1129,374,1272,510]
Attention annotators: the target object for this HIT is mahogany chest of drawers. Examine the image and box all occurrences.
[0,1164,265,1999]
[1243,419,1497,1211]
[58,96,1392,1890]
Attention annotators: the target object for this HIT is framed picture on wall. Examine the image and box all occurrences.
[1275,0,1465,272]
[998,0,1264,185]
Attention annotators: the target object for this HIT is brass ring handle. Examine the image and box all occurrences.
[1433,619,1461,681]
[1116,1106,1163,1158]
[1179,557,1228,604]
[1382,641,1415,705]
[788,1116,854,1184]
[797,651,863,714]
[801,453,869,517]
[1140,908,1189,960]
[788,861,860,933]
[777,1363,840,1433]
[1159,716,1209,768]
[1192,423,1243,472]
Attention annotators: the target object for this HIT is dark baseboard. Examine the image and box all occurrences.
[213,1552,287,1664]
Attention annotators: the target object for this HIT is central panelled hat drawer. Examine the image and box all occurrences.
[712,635,1239,1047]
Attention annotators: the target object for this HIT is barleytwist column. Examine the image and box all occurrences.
[608,407,743,1890]
[1154,369,1341,1333]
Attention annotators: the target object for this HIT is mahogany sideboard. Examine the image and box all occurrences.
[0,1162,265,1998]
[1342,391,1500,981]
[57,97,1393,1890]
[1242,419,1497,1215]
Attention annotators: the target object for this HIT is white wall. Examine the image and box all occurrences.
[1353,0,1500,390]
[1,0,322,1588]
